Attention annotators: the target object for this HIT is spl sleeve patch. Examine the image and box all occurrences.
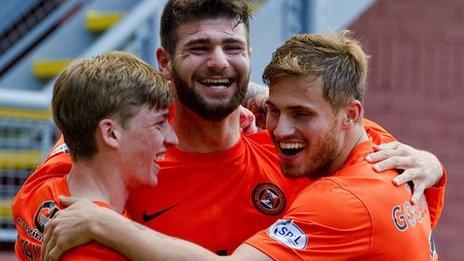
[267,219,307,250]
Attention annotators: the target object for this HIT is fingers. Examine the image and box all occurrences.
[372,141,400,152]
[42,221,58,261]
[372,156,415,172]
[392,170,414,186]
[392,169,427,205]
[45,242,62,261]
[411,184,426,205]
[58,195,82,206]
[243,119,258,134]
[366,142,407,163]
[366,148,398,164]
[239,115,251,129]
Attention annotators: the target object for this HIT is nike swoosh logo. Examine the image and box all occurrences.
[142,205,177,222]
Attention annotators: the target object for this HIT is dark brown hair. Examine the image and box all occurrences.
[160,0,252,54]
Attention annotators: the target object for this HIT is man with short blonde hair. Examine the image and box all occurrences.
[40,33,441,261]
[13,51,178,260]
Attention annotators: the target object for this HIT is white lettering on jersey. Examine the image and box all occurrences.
[267,219,307,250]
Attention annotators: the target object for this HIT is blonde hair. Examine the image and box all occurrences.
[52,51,173,160]
[263,30,369,111]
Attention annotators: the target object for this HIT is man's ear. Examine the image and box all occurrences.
[341,100,363,130]
[156,47,173,80]
[97,119,121,150]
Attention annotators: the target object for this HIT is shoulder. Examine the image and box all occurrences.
[243,130,278,153]
[244,130,274,145]
[13,176,66,223]
[13,177,65,247]
[363,118,397,143]
[288,178,372,229]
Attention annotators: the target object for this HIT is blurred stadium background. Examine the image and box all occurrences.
[0,0,461,260]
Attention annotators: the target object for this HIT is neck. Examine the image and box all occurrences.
[67,155,127,214]
[173,101,241,153]
[326,122,369,176]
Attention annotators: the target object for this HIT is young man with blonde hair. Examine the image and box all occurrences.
[12,51,178,260]
[41,32,440,260]
[37,0,444,258]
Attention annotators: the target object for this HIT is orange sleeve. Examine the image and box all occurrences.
[20,136,72,191]
[245,180,372,260]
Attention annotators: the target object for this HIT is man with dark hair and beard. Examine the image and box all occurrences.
[38,0,445,259]
[41,31,440,261]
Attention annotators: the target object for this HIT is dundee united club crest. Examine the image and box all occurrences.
[33,201,60,233]
[252,183,285,215]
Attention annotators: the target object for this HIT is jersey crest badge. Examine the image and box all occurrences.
[252,182,285,215]
[33,201,60,233]
[268,219,307,250]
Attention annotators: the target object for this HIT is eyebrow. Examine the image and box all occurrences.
[265,100,313,111]
[184,37,246,47]
[184,38,210,47]
[287,105,312,111]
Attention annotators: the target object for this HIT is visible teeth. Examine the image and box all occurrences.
[200,78,230,85]
[154,154,165,162]
[280,142,305,149]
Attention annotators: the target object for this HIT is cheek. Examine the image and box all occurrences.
[230,55,249,71]
[181,55,204,69]
[265,114,277,131]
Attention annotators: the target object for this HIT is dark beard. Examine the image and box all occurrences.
[171,67,247,121]
[280,128,338,180]
[304,129,339,180]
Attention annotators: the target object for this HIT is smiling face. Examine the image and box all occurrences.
[266,76,345,179]
[167,18,250,121]
[118,106,178,187]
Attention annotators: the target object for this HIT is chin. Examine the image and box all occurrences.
[281,165,307,178]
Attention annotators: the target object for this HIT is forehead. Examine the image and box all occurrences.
[130,106,168,123]
[268,76,327,109]
[176,18,248,45]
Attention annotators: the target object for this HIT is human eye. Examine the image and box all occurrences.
[266,104,280,116]
[224,45,244,54]
[292,110,311,119]
[154,119,167,130]
[189,45,209,55]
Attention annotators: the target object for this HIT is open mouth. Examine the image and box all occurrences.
[198,77,232,89]
[279,142,305,156]
[154,152,166,162]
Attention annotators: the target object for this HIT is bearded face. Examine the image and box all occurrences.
[171,62,248,121]
[167,18,251,121]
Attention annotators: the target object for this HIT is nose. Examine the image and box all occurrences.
[165,124,179,147]
[206,47,228,72]
[272,115,295,140]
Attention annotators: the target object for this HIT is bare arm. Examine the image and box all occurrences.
[42,197,271,261]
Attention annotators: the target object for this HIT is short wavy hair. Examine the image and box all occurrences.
[52,51,173,160]
[160,0,252,54]
[263,30,369,111]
